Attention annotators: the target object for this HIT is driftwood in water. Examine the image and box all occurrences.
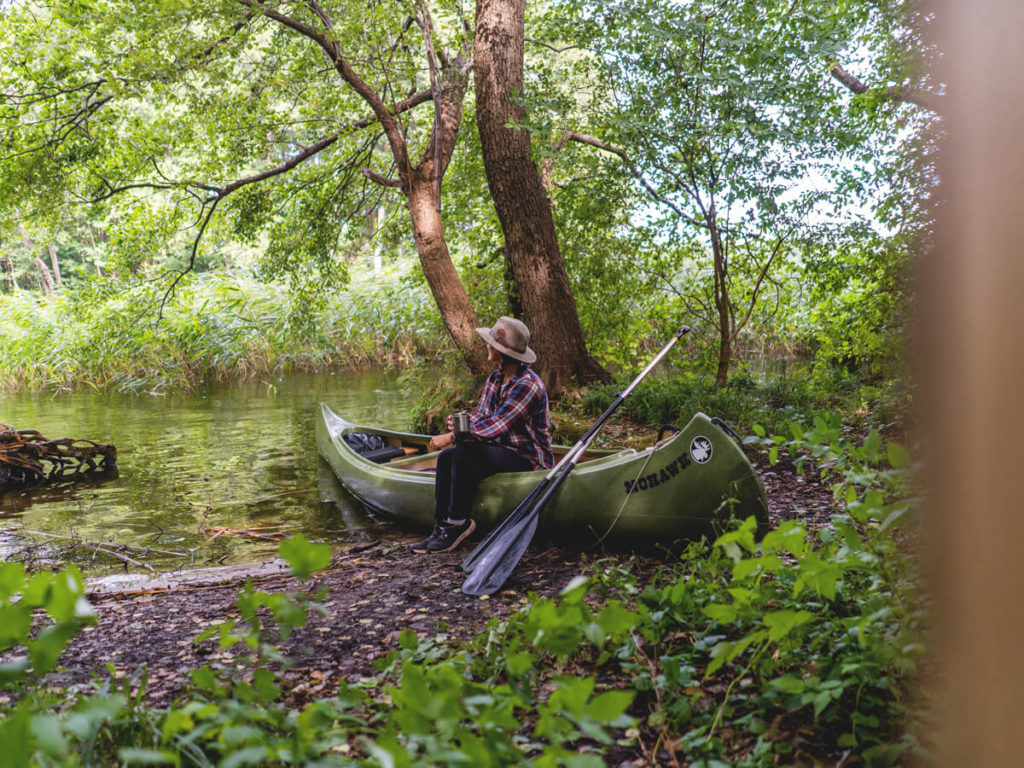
[0,423,117,490]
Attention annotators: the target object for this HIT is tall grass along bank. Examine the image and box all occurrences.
[0,269,446,394]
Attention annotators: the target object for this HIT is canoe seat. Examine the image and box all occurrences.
[360,445,408,464]
[386,452,440,470]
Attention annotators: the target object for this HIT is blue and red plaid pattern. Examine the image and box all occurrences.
[469,364,552,469]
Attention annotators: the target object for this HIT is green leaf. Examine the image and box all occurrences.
[29,622,81,676]
[0,657,30,686]
[29,713,68,759]
[252,667,280,702]
[0,705,32,766]
[794,556,843,601]
[585,690,634,723]
[0,604,33,649]
[551,675,596,715]
[279,534,331,579]
[190,665,221,694]
[560,575,590,600]
[887,441,911,469]
[62,694,126,740]
[0,562,26,601]
[763,609,813,643]
[597,601,638,637]
[398,627,419,651]
[220,746,269,768]
[506,651,534,677]
[702,603,738,623]
[880,503,908,530]
[44,567,90,622]
[118,748,180,766]
[160,709,195,743]
[761,521,807,558]
[769,674,805,694]
[564,754,607,768]
[862,429,883,463]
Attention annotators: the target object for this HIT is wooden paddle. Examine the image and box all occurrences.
[461,325,690,596]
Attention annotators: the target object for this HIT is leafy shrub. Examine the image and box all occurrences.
[580,370,908,437]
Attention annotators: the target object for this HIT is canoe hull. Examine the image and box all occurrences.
[316,403,768,544]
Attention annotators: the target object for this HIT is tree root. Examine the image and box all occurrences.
[0,423,117,490]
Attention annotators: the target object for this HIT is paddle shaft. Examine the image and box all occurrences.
[460,324,690,593]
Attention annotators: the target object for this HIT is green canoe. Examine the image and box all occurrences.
[316,403,768,544]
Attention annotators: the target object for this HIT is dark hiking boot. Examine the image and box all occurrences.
[410,526,442,553]
[412,519,476,554]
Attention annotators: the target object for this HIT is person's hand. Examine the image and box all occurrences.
[429,432,454,452]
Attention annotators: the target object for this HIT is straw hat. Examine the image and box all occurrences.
[476,316,537,364]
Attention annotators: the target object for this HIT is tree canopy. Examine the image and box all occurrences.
[0,0,937,385]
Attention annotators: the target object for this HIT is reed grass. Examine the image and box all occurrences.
[0,268,447,394]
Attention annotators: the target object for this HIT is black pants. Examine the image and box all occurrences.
[434,441,532,523]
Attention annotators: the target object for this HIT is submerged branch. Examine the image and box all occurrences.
[0,426,117,489]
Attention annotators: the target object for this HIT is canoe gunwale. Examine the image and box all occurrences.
[320,403,634,477]
[316,402,770,541]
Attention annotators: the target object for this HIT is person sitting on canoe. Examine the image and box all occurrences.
[412,316,553,554]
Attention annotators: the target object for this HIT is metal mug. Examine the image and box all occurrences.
[451,412,472,443]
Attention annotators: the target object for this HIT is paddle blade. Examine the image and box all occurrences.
[460,509,540,595]
[461,482,547,573]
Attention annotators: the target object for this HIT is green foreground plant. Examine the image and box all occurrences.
[0,418,925,766]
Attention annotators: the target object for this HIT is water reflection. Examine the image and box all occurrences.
[0,369,418,574]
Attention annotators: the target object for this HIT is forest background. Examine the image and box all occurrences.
[0,0,936,406]
[0,0,959,766]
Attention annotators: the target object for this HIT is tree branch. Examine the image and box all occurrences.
[238,0,413,180]
[84,87,432,206]
[361,168,402,188]
[555,131,703,227]
[830,63,940,113]
[2,95,113,162]
[732,232,788,340]
[416,0,445,200]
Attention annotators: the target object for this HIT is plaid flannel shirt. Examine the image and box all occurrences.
[469,364,553,469]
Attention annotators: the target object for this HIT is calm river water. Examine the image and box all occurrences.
[0,369,420,575]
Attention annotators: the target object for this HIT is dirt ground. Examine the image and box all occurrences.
[35,455,836,708]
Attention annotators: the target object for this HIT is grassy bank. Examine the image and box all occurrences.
[0,269,447,394]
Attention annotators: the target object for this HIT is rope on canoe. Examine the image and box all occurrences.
[589,433,672,548]
[0,423,117,490]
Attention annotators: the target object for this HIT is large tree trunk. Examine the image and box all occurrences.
[474,0,608,392]
[407,166,488,376]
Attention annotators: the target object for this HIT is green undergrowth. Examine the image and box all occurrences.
[0,268,447,394]
[1,419,926,766]
[580,369,911,439]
